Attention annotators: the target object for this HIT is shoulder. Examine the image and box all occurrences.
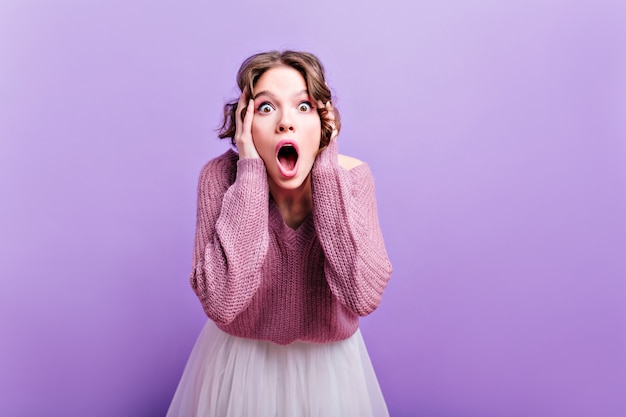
[338,154,365,171]
[338,154,374,190]
[198,148,238,191]
[200,148,238,174]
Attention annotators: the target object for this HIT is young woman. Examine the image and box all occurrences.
[166,50,393,417]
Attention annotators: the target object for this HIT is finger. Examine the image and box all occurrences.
[235,88,250,138]
[235,86,249,139]
[325,101,335,123]
[242,98,254,133]
[325,101,338,140]
[317,100,334,121]
[237,97,260,159]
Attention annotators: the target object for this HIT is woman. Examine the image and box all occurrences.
[167,50,393,417]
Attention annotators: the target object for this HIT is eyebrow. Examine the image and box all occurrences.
[252,89,309,100]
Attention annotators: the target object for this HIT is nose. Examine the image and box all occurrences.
[276,113,295,133]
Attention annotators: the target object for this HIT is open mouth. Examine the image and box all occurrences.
[275,141,299,178]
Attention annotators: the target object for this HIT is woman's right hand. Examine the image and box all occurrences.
[235,88,260,159]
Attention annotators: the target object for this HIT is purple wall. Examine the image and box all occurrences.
[1,1,625,416]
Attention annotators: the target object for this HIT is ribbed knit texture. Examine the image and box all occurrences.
[190,141,392,345]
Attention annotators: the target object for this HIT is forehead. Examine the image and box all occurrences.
[254,65,307,94]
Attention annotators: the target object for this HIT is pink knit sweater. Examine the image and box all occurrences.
[190,140,392,345]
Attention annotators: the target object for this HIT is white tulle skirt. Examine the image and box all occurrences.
[166,320,389,417]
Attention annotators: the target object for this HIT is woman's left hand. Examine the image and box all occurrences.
[319,100,338,142]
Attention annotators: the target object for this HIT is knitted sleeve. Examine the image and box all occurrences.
[190,153,270,325]
[312,140,393,316]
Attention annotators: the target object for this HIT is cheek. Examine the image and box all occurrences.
[302,123,322,154]
[251,119,282,166]
[251,117,274,143]
[307,120,322,145]
[250,118,263,137]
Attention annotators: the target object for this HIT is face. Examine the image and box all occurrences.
[251,65,321,193]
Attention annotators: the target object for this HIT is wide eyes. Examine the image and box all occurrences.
[256,101,313,114]
[298,102,312,112]
[258,103,274,114]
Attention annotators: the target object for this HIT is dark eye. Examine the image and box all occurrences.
[258,103,274,113]
[298,102,312,112]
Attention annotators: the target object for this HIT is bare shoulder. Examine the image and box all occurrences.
[338,154,365,171]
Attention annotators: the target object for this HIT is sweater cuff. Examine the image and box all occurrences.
[235,157,267,184]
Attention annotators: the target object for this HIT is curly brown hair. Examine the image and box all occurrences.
[218,50,341,149]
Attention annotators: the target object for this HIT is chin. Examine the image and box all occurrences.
[268,169,312,192]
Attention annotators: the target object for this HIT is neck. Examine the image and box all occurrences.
[269,175,313,230]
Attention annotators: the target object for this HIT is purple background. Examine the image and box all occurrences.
[1,1,625,416]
